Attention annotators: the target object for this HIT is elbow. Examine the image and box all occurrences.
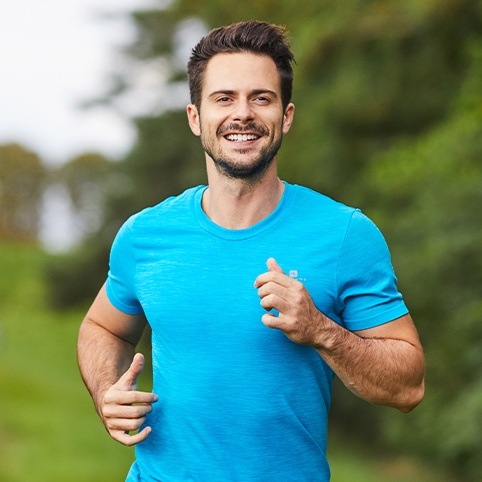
[396,349,426,413]
[397,379,425,413]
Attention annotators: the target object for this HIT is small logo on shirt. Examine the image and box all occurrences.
[289,269,307,282]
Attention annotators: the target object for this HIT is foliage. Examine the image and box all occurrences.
[45,233,112,309]
[0,143,45,240]
[55,153,113,236]
[111,111,206,219]
[361,64,482,479]
[44,153,118,308]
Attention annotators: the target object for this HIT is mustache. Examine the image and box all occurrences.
[217,122,269,137]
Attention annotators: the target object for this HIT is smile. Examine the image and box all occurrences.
[225,134,260,142]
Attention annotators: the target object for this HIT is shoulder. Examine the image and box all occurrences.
[289,183,357,217]
[290,184,382,228]
[287,183,362,236]
[286,183,388,253]
[123,185,206,232]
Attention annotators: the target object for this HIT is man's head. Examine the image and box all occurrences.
[187,21,295,111]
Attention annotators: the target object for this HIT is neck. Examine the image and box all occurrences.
[202,158,284,229]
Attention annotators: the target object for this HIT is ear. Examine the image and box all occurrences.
[282,103,295,135]
[186,104,201,137]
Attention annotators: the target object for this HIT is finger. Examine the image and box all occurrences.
[103,400,154,419]
[254,258,284,288]
[255,270,291,289]
[261,313,284,328]
[267,257,284,273]
[260,293,291,314]
[111,426,152,446]
[106,416,147,432]
[104,389,158,406]
[117,353,145,389]
[257,280,289,300]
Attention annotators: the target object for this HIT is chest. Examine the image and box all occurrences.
[134,226,342,335]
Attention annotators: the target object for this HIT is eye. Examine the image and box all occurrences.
[217,96,232,104]
[253,95,271,105]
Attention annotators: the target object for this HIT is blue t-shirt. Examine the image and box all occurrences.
[106,182,408,481]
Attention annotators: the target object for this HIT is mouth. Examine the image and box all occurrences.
[218,123,269,144]
[224,133,261,142]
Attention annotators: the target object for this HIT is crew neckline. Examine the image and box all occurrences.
[193,181,295,240]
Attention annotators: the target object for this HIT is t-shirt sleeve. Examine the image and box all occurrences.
[105,216,144,315]
[336,210,408,331]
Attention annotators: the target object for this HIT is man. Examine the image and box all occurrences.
[78,21,425,481]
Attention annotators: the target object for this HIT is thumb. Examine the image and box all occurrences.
[266,257,284,274]
[118,353,145,389]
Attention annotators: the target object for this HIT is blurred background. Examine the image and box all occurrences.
[1,0,481,480]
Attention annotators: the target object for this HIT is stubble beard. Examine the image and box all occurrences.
[201,122,283,182]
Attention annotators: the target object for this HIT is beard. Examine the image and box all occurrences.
[201,122,283,181]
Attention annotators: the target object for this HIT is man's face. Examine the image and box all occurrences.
[187,52,294,180]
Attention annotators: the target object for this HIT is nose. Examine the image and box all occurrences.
[232,98,254,123]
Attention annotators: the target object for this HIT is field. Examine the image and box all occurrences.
[0,242,450,481]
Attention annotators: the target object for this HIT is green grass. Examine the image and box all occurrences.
[327,435,453,482]
[0,242,133,481]
[0,242,452,481]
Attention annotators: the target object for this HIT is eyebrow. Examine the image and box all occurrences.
[208,89,279,99]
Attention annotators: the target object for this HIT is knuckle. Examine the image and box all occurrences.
[293,278,304,288]
[293,291,304,305]
[106,418,124,430]
[102,388,119,405]
[263,293,274,303]
[102,405,115,418]
[127,418,145,431]
[132,406,147,418]
[119,435,135,446]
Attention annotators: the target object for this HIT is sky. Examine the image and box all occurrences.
[0,0,167,250]
[0,0,160,165]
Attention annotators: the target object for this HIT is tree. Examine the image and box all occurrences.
[0,143,45,240]
[55,153,113,237]
[361,42,482,477]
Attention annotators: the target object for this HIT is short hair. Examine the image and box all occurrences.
[187,21,295,110]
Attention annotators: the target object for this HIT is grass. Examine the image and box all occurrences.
[327,435,453,482]
[0,242,133,481]
[0,242,453,481]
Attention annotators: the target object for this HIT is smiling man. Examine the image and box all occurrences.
[78,21,425,481]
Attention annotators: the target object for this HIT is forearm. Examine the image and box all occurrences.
[255,259,425,412]
[78,318,136,414]
[314,315,425,412]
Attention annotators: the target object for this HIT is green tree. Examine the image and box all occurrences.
[55,153,112,236]
[0,143,45,240]
[45,153,116,308]
[361,40,482,477]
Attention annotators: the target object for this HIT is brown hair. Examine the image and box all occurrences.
[187,21,295,110]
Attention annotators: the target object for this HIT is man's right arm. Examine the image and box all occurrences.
[78,284,157,446]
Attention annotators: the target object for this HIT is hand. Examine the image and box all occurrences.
[100,353,158,446]
[254,258,326,347]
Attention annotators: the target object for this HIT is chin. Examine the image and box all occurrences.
[213,156,274,180]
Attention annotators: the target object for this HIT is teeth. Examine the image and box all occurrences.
[225,134,259,142]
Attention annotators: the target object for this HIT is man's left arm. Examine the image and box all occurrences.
[317,313,425,412]
[255,258,425,413]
